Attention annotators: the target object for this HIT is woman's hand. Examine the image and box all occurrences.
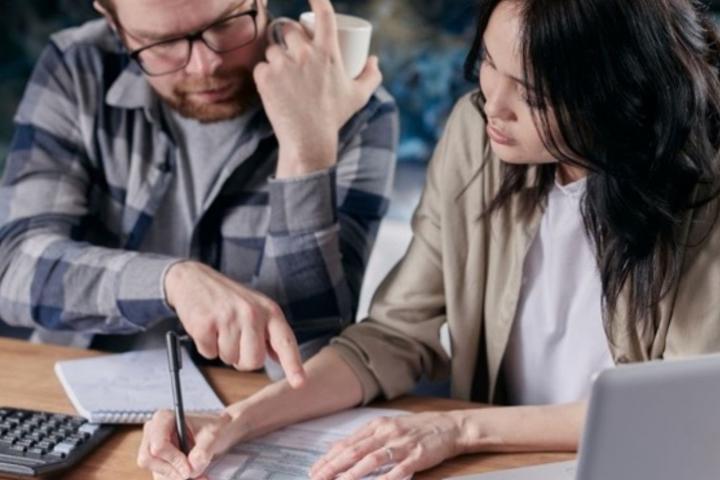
[309,411,466,480]
[137,409,249,480]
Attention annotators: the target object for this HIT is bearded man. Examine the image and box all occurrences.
[0,0,397,385]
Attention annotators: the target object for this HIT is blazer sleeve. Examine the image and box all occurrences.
[326,99,470,404]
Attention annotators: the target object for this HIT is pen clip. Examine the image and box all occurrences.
[166,332,191,370]
[166,331,182,370]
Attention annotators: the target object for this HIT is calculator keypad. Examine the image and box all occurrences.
[0,407,114,477]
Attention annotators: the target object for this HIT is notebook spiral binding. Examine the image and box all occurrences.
[94,411,153,424]
[91,408,221,424]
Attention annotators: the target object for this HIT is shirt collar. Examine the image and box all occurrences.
[554,176,587,199]
[105,60,163,123]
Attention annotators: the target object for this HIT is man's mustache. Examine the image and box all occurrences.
[175,69,253,95]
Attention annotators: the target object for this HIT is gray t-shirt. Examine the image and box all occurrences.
[127,105,257,350]
[141,103,257,258]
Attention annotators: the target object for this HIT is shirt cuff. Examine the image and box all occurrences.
[116,254,183,330]
[268,166,337,235]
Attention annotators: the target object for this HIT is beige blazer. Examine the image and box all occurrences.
[330,92,720,405]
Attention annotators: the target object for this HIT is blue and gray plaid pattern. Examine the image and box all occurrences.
[0,19,398,346]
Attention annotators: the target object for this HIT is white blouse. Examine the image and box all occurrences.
[503,178,615,405]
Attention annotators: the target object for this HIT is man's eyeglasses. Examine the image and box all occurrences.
[125,4,259,76]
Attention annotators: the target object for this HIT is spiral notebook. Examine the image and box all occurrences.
[54,348,225,424]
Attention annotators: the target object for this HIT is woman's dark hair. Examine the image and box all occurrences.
[465,0,720,330]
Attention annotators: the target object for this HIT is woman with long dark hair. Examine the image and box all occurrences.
[139,0,720,478]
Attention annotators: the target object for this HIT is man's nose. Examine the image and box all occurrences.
[185,39,223,76]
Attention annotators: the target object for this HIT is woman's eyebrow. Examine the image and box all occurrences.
[483,41,535,91]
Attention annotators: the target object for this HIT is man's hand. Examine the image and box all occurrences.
[254,0,383,178]
[164,261,306,388]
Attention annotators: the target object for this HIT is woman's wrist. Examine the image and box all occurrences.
[447,408,492,455]
[447,403,586,455]
[222,379,307,441]
[223,400,258,442]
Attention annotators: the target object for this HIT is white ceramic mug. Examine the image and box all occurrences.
[268,12,373,79]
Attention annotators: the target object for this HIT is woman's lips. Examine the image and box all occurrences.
[487,125,516,146]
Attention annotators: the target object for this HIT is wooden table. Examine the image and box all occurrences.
[0,338,573,479]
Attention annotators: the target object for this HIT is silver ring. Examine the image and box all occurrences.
[384,446,395,463]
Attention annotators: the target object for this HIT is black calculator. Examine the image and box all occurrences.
[0,407,114,478]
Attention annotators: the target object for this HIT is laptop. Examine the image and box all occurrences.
[448,353,720,480]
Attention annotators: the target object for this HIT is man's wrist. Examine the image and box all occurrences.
[164,260,192,310]
[267,167,337,235]
[116,254,182,329]
[275,141,338,179]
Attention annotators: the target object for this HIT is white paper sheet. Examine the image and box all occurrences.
[206,407,411,479]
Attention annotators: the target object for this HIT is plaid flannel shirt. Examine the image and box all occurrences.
[0,19,398,347]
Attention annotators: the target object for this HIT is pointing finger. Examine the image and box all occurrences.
[267,316,306,388]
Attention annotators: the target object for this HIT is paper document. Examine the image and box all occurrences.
[206,407,411,479]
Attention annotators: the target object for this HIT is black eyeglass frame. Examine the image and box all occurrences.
[124,3,259,76]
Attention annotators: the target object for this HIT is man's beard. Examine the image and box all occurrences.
[159,66,259,123]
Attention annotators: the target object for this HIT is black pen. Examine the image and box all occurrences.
[166,331,190,456]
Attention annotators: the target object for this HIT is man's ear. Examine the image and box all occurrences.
[93,1,119,32]
[92,1,110,17]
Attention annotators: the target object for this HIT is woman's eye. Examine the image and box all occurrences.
[522,89,542,108]
[523,95,540,108]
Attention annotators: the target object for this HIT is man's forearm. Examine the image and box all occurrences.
[0,230,180,333]
[254,91,397,343]
[254,167,356,339]
[225,347,364,439]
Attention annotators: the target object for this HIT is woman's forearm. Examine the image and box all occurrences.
[224,347,585,455]
[226,347,365,440]
[452,402,587,454]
